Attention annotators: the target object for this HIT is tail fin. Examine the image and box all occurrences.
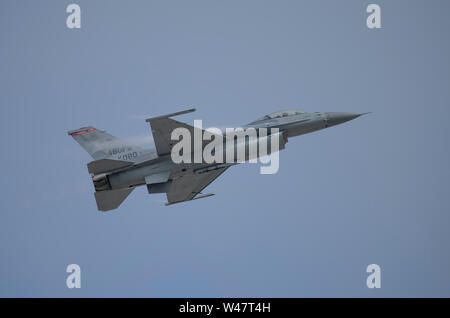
[67,126,142,161]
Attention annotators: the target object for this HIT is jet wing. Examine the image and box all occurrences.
[146,108,200,156]
[165,167,229,205]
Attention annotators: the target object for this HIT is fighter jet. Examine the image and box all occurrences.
[68,109,366,211]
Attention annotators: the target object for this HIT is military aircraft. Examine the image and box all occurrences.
[68,109,367,211]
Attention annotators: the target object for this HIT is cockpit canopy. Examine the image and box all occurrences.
[253,109,306,122]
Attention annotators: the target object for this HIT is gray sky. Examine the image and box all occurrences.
[1,0,449,297]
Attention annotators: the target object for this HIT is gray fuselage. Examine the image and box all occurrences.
[99,111,362,192]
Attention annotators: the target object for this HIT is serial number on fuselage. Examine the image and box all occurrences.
[108,147,138,160]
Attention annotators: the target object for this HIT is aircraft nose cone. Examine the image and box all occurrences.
[326,112,363,127]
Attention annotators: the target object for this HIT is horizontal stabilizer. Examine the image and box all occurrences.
[94,188,134,211]
[87,158,133,175]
